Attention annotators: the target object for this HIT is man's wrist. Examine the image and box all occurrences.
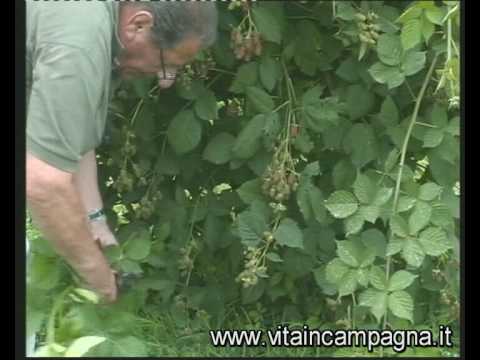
[87,208,107,222]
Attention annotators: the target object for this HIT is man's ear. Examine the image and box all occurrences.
[130,10,154,32]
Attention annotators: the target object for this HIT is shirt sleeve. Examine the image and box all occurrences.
[27,44,105,173]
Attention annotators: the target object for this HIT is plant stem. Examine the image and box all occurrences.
[383,55,439,334]
[46,286,72,345]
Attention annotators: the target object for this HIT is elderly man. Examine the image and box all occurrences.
[26,1,218,303]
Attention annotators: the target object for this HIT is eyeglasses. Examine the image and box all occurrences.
[158,47,178,81]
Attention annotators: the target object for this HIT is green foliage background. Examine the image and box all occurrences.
[27,1,460,357]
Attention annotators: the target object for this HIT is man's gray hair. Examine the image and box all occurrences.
[133,1,218,50]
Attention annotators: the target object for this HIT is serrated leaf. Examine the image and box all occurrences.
[229,62,258,94]
[398,196,417,212]
[386,237,405,256]
[29,255,60,290]
[326,258,350,285]
[388,291,414,322]
[266,252,283,263]
[325,191,359,219]
[343,124,378,168]
[304,98,341,132]
[369,62,405,89]
[237,209,268,247]
[390,215,409,237]
[360,229,385,255]
[373,188,394,206]
[346,84,375,120]
[430,104,449,128]
[113,336,148,357]
[402,239,425,268]
[418,183,442,201]
[388,270,418,292]
[357,268,370,287]
[401,18,422,50]
[379,97,399,126]
[425,6,445,25]
[422,16,435,43]
[194,90,218,120]
[336,240,362,268]
[377,34,403,66]
[409,201,432,234]
[360,205,381,224]
[259,57,278,92]
[201,135,235,168]
[167,110,202,154]
[232,115,266,159]
[359,289,388,323]
[64,336,106,357]
[336,2,357,21]
[338,269,359,297]
[418,227,451,256]
[312,267,337,296]
[252,5,283,44]
[274,218,304,249]
[336,58,361,83]
[237,179,264,205]
[246,86,275,113]
[345,211,365,236]
[333,160,356,189]
[354,173,376,204]
[402,51,426,76]
[369,266,387,290]
[124,229,151,261]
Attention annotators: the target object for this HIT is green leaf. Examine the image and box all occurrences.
[430,104,449,127]
[29,255,61,290]
[423,128,444,149]
[373,188,394,206]
[155,154,180,175]
[369,266,387,290]
[388,270,418,292]
[237,179,264,205]
[72,288,100,304]
[402,51,426,76]
[266,252,283,263]
[398,196,417,212]
[194,90,218,120]
[202,132,235,165]
[64,336,106,357]
[336,58,361,83]
[369,62,405,89]
[360,205,382,224]
[356,268,370,287]
[390,214,409,237]
[402,239,425,268]
[345,211,365,236]
[336,2,357,21]
[176,80,205,100]
[119,259,143,274]
[326,258,350,285]
[388,291,414,322]
[343,124,378,168]
[259,56,278,92]
[377,34,403,66]
[252,5,283,44]
[422,15,435,43]
[408,201,432,234]
[346,85,375,120]
[353,173,375,204]
[229,62,258,94]
[386,237,405,256]
[113,336,148,357]
[397,6,423,24]
[379,97,399,126]
[304,98,341,132]
[418,183,442,201]
[246,86,275,113]
[401,18,422,50]
[418,227,451,256]
[167,110,202,154]
[274,218,304,249]
[425,6,445,25]
[232,114,267,159]
[336,240,362,268]
[325,191,359,219]
[338,270,359,297]
[361,229,387,258]
[237,208,268,247]
[359,289,388,323]
[312,267,336,296]
[333,160,356,189]
[124,229,151,261]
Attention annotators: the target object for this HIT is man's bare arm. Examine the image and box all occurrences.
[26,152,117,302]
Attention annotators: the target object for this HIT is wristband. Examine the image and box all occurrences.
[87,208,106,222]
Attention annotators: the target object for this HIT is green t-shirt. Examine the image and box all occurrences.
[26,1,120,172]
